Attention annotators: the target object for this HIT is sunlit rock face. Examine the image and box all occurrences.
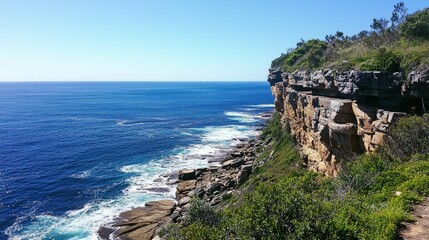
[268,68,429,176]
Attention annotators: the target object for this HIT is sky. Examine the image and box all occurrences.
[0,1,428,82]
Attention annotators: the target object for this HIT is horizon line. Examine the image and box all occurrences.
[0,79,267,83]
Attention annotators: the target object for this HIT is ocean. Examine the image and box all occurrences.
[0,81,273,239]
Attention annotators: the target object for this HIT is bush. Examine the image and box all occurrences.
[285,39,327,71]
[360,48,401,72]
[228,173,336,240]
[334,154,388,196]
[400,8,429,41]
[184,198,221,227]
[384,114,429,159]
[271,39,328,72]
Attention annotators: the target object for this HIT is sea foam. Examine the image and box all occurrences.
[7,123,261,240]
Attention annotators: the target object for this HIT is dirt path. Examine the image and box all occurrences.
[400,198,429,240]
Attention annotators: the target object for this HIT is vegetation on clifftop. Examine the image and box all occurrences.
[271,3,429,73]
[161,113,429,240]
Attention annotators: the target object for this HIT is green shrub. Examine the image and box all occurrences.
[184,198,221,227]
[271,39,328,72]
[384,114,429,159]
[335,154,388,196]
[228,173,336,240]
[400,8,429,41]
[360,48,401,72]
[221,193,232,201]
[284,39,328,71]
[398,175,429,195]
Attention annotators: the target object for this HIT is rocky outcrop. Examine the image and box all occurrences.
[98,200,176,240]
[268,68,429,176]
[100,136,268,240]
[173,139,260,222]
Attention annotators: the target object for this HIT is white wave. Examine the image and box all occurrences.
[200,125,257,142]
[246,104,275,108]
[7,124,260,240]
[180,132,193,136]
[225,111,260,123]
[116,120,145,127]
[239,108,258,111]
[70,170,91,179]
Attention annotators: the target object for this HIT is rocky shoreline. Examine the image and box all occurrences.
[98,113,272,240]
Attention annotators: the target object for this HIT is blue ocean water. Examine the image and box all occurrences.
[0,81,273,240]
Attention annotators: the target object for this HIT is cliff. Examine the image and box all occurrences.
[268,68,429,176]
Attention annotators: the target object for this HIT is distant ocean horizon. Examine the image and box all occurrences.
[0,81,273,239]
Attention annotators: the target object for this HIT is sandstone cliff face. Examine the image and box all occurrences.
[268,68,429,176]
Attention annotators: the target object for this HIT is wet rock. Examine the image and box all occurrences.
[98,226,115,240]
[179,169,195,181]
[195,168,207,177]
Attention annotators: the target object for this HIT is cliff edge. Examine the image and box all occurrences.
[268,68,429,176]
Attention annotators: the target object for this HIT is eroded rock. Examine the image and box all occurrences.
[268,68,429,176]
[107,200,176,240]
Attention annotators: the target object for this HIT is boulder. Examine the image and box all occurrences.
[179,169,195,181]
[231,151,243,158]
[222,159,234,169]
[241,164,252,173]
[176,180,196,194]
[110,200,176,240]
[207,182,223,195]
[195,168,207,177]
[225,179,236,189]
[178,196,191,207]
[230,158,245,168]
[236,169,250,184]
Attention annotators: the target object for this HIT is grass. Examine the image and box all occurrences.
[161,113,429,240]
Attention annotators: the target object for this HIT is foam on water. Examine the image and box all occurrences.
[116,120,146,127]
[247,104,275,108]
[224,111,261,123]
[6,123,260,240]
[69,170,91,179]
[180,132,193,136]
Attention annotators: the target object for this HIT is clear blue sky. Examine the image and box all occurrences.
[0,1,427,81]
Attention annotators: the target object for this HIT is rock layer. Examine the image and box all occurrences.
[104,200,176,240]
[268,68,429,176]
